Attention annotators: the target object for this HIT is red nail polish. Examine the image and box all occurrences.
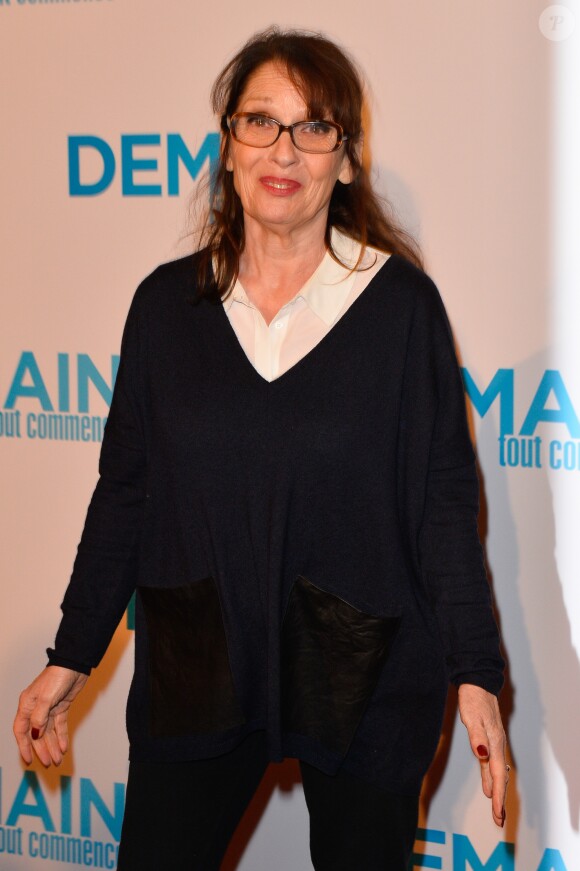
[477,744,488,757]
[501,808,506,828]
[31,728,40,740]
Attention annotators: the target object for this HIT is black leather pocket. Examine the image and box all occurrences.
[281,575,400,756]
[139,578,245,737]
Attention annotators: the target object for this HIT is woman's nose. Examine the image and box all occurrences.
[269,129,299,165]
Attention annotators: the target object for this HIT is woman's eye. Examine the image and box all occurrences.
[246,115,275,128]
[303,122,333,136]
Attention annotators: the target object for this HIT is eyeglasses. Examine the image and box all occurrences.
[223,113,349,154]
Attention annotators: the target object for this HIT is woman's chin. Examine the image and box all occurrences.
[245,208,306,233]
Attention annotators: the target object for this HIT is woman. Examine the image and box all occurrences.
[14,27,508,871]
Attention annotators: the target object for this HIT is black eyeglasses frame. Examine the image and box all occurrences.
[222,113,349,154]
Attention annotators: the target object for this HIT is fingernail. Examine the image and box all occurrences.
[31,728,40,740]
[501,808,506,828]
[477,744,489,757]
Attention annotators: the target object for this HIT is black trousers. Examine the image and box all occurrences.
[117,732,418,871]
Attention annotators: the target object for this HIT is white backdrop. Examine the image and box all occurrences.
[1,1,579,869]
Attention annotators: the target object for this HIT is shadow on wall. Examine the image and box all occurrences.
[221,762,303,871]
[419,450,521,842]
[12,623,132,798]
[418,340,519,840]
[502,348,580,836]
[72,625,133,745]
[422,348,580,851]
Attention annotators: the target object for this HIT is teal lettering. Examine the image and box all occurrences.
[411,828,445,869]
[536,848,569,871]
[6,772,55,831]
[126,592,135,631]
[4,352,53,410]
[77,354,118,412]
[167,132,220,196]
[80,778,124,840]
[453,835,514,871]
[462,369,514,436]
[68,136,115,196]
[58,353,70,412]
[520,370,580,437]
[60,775,72,835]
[121,134,162,196]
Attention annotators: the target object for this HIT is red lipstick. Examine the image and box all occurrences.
[259,176,302,196]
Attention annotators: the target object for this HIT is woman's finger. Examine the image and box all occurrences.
[43,723,64,766]
[458,683,508,827]
[54,712,70,755]
[14,667,88,768]
[489,752,510,826]
[13,705,34,765]
[30,732,53,768]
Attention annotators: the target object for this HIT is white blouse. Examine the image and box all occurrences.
[223,229,391,382]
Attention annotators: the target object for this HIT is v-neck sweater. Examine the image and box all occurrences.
[48,250,504,795]
[224,229,390,380]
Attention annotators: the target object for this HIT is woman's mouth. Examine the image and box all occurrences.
[259,177,302,195]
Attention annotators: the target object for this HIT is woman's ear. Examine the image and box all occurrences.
[338,132,364,184]
[222,135,233,172]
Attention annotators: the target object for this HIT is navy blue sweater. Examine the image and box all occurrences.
[48,251,504,795]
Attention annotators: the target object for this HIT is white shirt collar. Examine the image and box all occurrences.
[224,229,376,325]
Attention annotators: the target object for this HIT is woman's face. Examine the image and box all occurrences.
[226,61,353,238]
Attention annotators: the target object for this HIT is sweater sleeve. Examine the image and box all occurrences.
[398,271,504,696]
[46,275,153,674]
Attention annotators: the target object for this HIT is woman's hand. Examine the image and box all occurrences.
[14,666,88,767]
[458,683,509,828]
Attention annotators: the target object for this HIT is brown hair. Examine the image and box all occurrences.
[194,27,423,300]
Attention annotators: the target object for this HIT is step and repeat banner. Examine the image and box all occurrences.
[1,1,579,869]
